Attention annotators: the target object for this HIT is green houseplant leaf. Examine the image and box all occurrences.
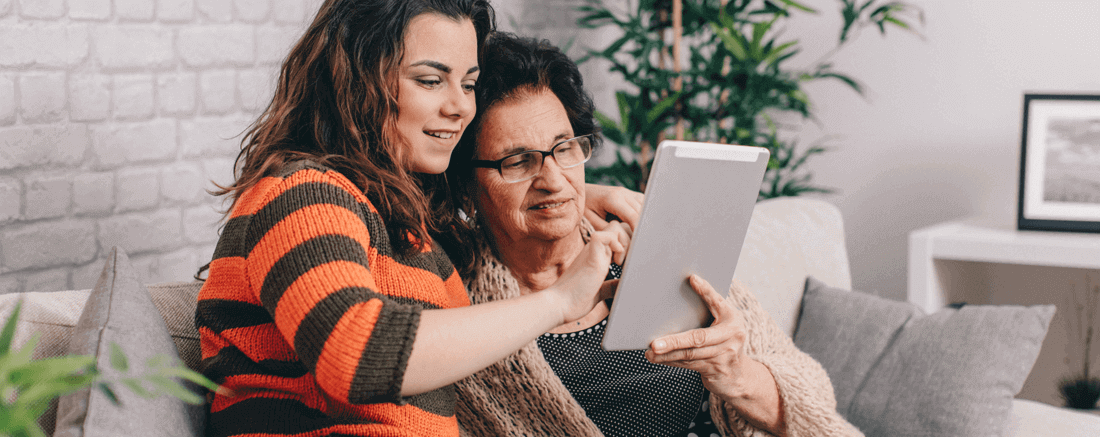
[0,300,22,356]
[109,343,129,372]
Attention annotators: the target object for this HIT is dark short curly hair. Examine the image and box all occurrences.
[441,31,601,276]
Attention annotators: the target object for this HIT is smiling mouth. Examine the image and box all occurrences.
[425,131,456,139]
[531,201,568,210]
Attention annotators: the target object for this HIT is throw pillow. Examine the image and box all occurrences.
[53,247,205,437]
[793,276,1055,437]
[147,281,203,372]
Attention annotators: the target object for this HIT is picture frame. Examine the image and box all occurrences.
[1017,93,1100,233]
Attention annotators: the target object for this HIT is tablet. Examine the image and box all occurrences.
[601,140,769,351]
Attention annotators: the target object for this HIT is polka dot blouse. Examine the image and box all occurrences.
[536,264,722,437]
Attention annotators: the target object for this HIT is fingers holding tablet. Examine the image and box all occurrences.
[645,275,752,396]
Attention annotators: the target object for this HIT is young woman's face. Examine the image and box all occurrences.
[396,14,479,174]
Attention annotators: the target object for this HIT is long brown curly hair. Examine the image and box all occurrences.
[215,0,494,257]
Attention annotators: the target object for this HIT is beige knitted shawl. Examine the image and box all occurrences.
[453,222,864,437]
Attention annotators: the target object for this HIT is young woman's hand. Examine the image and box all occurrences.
[584,184,643,231]
[601,219,632,265]
[546,229,625,324]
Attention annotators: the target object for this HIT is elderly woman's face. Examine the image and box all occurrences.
[474,89,586,244]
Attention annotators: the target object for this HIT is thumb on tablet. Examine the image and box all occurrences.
[688,274,729,321]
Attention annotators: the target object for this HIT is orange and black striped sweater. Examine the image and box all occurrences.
[196,161,470,437]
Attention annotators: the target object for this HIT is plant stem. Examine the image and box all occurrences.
[1086,325,1093,379]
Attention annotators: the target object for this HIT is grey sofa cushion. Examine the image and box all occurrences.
[794,277,1055,437]
[53,247,205,437]
[147,281,203,372]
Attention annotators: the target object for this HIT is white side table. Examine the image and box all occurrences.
[907,218,1100,314]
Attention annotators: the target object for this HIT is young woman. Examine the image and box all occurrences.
[195,1,635,436]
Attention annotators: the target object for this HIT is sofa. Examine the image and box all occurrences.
[2,197,1099,436]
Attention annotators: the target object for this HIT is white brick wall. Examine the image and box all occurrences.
[0,0,608,293]
[0,0,321,293]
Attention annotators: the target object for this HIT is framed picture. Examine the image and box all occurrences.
[1018,93,1100,233]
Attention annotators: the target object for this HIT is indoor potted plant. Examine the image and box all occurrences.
[577,0,922,197]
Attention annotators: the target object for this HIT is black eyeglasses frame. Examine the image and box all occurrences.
[470,134,594,183]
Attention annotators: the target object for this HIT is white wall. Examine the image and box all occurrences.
[789,0,1100,300]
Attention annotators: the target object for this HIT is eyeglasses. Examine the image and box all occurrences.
[472,134,593,183]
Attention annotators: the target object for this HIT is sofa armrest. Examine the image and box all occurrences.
[0,289,90,360]
[734,197,853,336]
[1005,399,1100,436]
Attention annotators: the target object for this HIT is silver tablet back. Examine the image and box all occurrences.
[601,141,770,351]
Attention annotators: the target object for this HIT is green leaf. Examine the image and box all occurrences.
[109,343,128,372]
[15,419,48,437]
[121,378,152,398]
[736,128,752,141]
[145,375,204,404]
[776,0,817,13]
[711,23,748,61]
[645,92,682,124]
[883,16,909,31]
[0,299,22,355]
[788,89,810,106]
[750,18,777,59]
[594,111,626,145]
[576,7,616,28]
[153,366,221,392]
[762,40,798,66]
[15,376,93,407]
[9,354,96,387]
[600,34,631,59]
[97,382,120,405]
[2,332,40,369]
[146,354,173,369]
[815,72,863,94]
[615,91,631,131]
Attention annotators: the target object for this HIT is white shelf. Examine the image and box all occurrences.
[907,218,1100,313]
[913,221,1100,270]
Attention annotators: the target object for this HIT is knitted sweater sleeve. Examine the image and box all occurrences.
[711,281,864,437]
[242,165,421,405]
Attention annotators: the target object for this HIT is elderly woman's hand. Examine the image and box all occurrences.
[644,275,749,399]
[584,184,644,231]
[644,275,786,434]
[644,275,753,399]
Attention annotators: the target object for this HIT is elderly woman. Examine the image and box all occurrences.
[445,32,863,437]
